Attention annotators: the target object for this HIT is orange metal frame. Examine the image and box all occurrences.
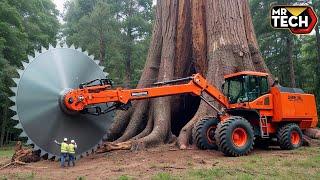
[64,74,229,112]
[64,72,318,132]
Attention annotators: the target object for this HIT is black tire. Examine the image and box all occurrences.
[277,123,302,150]
[193,117,219,150]
[215,116,254,157]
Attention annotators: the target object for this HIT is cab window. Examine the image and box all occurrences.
[260,77,269,94]
[247,76,269,102]
[227,76,247,104]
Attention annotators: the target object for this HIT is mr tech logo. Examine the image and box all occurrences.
[270,5,318,34]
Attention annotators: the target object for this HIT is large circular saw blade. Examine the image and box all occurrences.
[10,44,114,159]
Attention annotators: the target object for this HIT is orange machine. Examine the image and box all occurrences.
[62,71,318,156]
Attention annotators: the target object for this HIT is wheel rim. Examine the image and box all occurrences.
[232,128,248,147]
[291,131,301,145]
[206,126,216,144]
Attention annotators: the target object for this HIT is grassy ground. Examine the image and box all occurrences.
[151,147,320,180]
[0,146,14,158]
[0,145,319,179]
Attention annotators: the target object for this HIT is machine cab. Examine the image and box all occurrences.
[222,71,269,105]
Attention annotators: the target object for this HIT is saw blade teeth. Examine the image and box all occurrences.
[63,43,68,48]
[27,139,33,145]
[89,55,94,60]
[34,50,40,57]
[99,66,105,71]
[12,78,20,85]
[33,145,40,151]
[84,51,89,56]
[77,47,82,52]
[11,115,19,121]
[76,155,81,160]
[104,72,109,77]
[14,123,22,129]
[19,131,27,138]
[41,46,48,53]
[10,87,17,94]
[49,44,54,50]
[70,44,75,49]
[54,156,59,161]
[22,61,28,69]
[48,153,54,159]
[92,146,98,152]
[40,150,47,157]
[9,96,16,103]
[27,55,34,63]
[17,69,24,77]
[9,105,17,111]
[94,60,100,65]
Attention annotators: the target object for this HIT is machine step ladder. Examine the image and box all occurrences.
[259,116,269,138]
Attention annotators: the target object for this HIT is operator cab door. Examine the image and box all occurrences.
[223,76,249,108]
[223,75,269,108]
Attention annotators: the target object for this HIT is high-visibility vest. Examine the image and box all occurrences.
[68,144,76,154]
[61,142,68,153]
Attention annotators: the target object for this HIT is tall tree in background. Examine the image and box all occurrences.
[0,0,59,146]
[63,0,153,86]
[106,0,270,149]
[117,0,154,87]
[64,0,115,65]
[250,0,301,87]
[313,1,320,102]
[251,0,320,113]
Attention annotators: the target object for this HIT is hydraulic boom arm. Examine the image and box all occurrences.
[64,74,228,113]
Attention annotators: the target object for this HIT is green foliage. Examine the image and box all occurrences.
[77,176,86,180]
[0,146,14,158]
[118,175,133,180]
[250,0,301,87]
[0,0,59,146]
[250,0,320,115]
[151,172,178,180]
[63,0,153,86]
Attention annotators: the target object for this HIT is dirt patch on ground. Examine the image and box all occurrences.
[1,142,320,179]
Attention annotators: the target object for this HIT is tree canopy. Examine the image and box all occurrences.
[0,0,59,146]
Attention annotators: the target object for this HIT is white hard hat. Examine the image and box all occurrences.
[71,140,75,143]
[63,138,68,142]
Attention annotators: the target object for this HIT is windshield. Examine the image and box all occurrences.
[223,75,270,104]
[225,76,248,104]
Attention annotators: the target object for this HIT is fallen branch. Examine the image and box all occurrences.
[11,141,41,163]
[162,166,186,170]
[0,162,14,170]
[0,160,27,170]
[96,141,133,153]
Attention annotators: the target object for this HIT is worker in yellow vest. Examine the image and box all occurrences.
[68,140,77,166]
[54,138,69,168]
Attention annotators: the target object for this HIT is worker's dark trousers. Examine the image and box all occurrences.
[60,153,68,167]
[68,154,75,166]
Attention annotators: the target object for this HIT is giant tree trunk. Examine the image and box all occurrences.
[104,0,270,150]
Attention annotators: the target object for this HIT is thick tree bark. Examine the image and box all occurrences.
[104,0,270,151]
